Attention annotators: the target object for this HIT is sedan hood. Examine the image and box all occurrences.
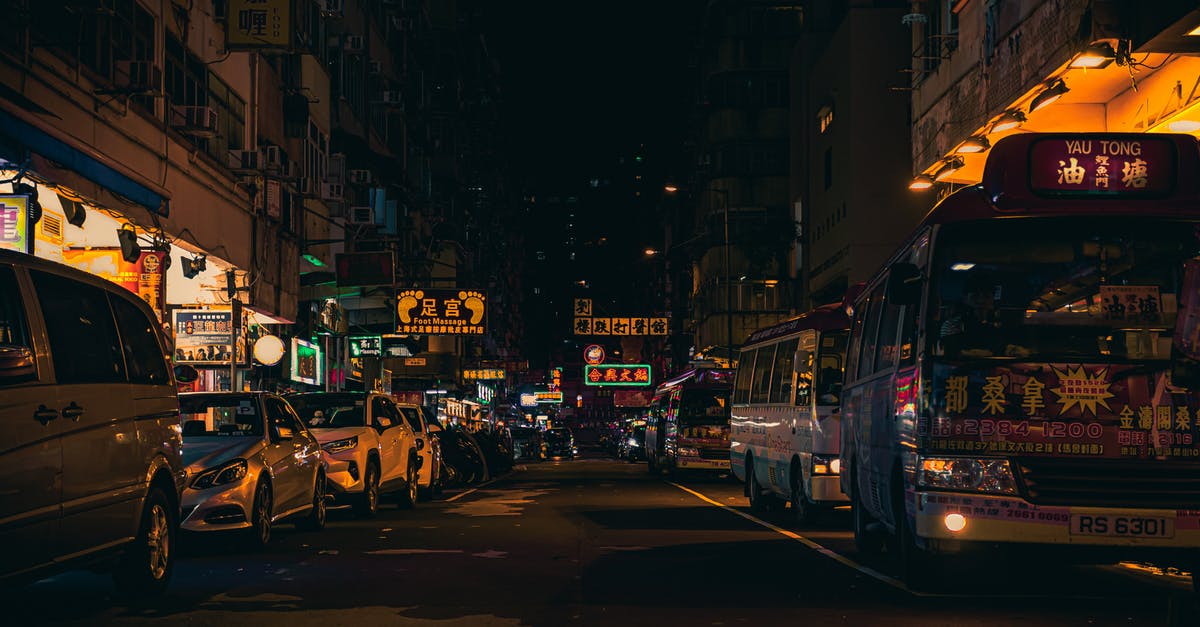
[183,437,264,471]
[309,426,369,445]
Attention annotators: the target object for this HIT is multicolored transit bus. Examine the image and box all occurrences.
[644,367,735,474]
[841,132,1200,589]
[730,303,851,524]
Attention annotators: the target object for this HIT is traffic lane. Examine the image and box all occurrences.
[670,471,1197,619]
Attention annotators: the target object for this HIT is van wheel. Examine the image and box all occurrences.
[113,487,176,597]
[397,461,418,509]
[851,465,884,556]
[245,481,273,548]
[354,462,380,518]
[747,462,782,513]
[790,467,820,526]
[296,471,327,531]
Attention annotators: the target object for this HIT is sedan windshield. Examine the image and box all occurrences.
[288,394,367,428]
[931,217,1199,362]
[180,395,263,437]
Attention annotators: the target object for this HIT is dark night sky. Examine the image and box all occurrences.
[483,2,700,189]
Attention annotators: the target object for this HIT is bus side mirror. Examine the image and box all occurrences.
[886,262,922,306]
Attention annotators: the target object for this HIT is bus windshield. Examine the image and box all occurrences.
[930,217,1199,363]
[679,390,730,426]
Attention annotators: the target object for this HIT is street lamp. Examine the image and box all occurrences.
[664,185,733,365]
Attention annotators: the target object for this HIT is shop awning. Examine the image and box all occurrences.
[0,108,169,217]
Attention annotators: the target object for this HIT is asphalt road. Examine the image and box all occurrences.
[5,449,1198,626]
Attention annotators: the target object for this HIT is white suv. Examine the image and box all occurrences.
[287,392,421,516]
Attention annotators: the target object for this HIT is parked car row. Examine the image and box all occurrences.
[0,251,501,599]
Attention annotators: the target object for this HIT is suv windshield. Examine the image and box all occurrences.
[545,428,571,444]
[180,395,263,437]
[931,218,1198,362]
[679,390,730,426]
[288,393,367,428]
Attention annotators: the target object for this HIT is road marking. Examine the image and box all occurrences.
[668,481,1153,601]
[444,476,500,502]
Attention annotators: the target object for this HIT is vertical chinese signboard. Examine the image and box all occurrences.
[63,248,167,321]
[226,0,292,49]
[0,194,31,254]
[396,288,487,335]
[290,337,322,386]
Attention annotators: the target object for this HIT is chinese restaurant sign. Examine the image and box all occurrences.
[574,316,668,336]
[396,289,487,335]
[172,309,245,366]
[63,248,167,321]
[584,364,653,387]
[1029,137,1174,196]
[0,194,31,254]
[924,363,1200,460]
[226,0,291,49]
[463,368,505,381]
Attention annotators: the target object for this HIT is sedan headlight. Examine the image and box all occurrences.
[677,446,699,457]
[917,456,1017,495]
[812,454,841,475]
[626,438,638,447]
[322,435,359,453]
[191,459,249,490]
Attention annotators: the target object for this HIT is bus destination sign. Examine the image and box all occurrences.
[1028,136,1175,197]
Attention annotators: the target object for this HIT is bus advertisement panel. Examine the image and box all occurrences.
[841,133,1200,590]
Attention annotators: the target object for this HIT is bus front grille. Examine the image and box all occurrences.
[1016,458,1200,509]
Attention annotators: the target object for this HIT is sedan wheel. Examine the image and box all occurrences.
[246,481,273,548]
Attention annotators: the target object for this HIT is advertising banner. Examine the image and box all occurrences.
[395,288,487,335]
[172,309,246,366]
[0,194,31,254]
[63,248,167,321]
[290,337,322,385]
[226,0,292,49]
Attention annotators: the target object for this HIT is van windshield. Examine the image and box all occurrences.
[679,390,729,426]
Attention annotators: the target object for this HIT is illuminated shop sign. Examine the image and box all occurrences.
[172,309,246,366]
[64,248,167,321]
[574,317,668,336]
[396,288,487,335]
[226,0,292,49]
[535,391,564,403]
[584,364,652,387]
[349,335,382,357]
[583,344,605,364]
[0,194,31,254]
[463,368,505,381]
[1027,136,1175,197]
[289,338,322,386]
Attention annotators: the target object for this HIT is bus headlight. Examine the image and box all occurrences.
[917,456,1017,495]
[813,455,841,475]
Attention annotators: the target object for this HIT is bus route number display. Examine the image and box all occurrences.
[1028,136,1175,196]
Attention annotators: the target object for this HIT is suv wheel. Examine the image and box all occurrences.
[397,460,418,509]
[354,462,380,518]
[113,487,176,597]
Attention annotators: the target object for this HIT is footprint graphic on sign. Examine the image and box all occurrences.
[397,290,424,323]
[459,291,486,324]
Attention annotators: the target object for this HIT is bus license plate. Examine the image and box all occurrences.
[1070,515,1174,539]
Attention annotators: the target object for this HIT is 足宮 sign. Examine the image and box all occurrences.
[584,364,653,387]
[463,368,505,381]
[395,288,487,335]
[574,317,668,336]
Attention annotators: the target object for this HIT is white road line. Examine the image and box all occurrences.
[443,476,501,502]
[667,481,1142,601]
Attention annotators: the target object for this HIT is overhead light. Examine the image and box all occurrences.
[663,185,679,193]
[933,157,965,182]
[117,225,141,263]
[908,174,935,191]
[990,110,1027,133]
[12,182,41,225]
[181,254,206,279]
[955,135,991,154]
[1168,119,1200,133]
[57,194,87,227]
[1069,42,1116,69]
[1189,24,1200,36]
[1029,79,1069,113]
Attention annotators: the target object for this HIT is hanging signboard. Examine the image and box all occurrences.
[226,0,292,49]
[584,364,653,387]
[463,368,505,381]
[0,194,32,254]
[290,337,322,385]
[574,316,668,336]
[63,248,167,321]
[349,335,383,357]
[396,288,487,335]
[172,309,246,366]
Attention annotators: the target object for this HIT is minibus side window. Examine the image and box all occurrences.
[734,349,755,404]
[769,338,798,403]
[874,297,903,373]
[857,284,886,380]
[750,345,777,404]
[845,293,870,384]
[794,340,814,408]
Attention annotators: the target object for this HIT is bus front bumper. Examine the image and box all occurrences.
[676,457,731,471]
[810,475,849,503]
[914,491,1200,550]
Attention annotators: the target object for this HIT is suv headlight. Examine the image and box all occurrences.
[812,454,841,475]
[191,459,249,490]
[917,456,1017,495]
[677,446,699,457]
[322,435,359,453]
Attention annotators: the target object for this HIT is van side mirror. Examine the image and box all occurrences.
[0,345,36,384]
[886,262,923,306]
[174,364,199,384]
[274,426,295,441]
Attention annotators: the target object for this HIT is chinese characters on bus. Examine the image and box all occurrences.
[1030,138,1172,195]
[395,289,487,335]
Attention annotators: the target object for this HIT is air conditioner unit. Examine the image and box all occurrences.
[170,105,218,137]
[348,206,374,224]
[113,60,162,94]
[228,149,261,171]
[321,182,344,201]
[262,145,286,170]
[344,35,365,53]
[349,169,372,185]
[381,90,403,105]
[368,60,383,75]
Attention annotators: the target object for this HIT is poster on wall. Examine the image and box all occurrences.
[290,338,322,386]
[63,248,167,321]
[0,194,32,254]
[172,309,246,365]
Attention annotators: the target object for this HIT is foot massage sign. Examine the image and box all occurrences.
[395,289,488,335]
